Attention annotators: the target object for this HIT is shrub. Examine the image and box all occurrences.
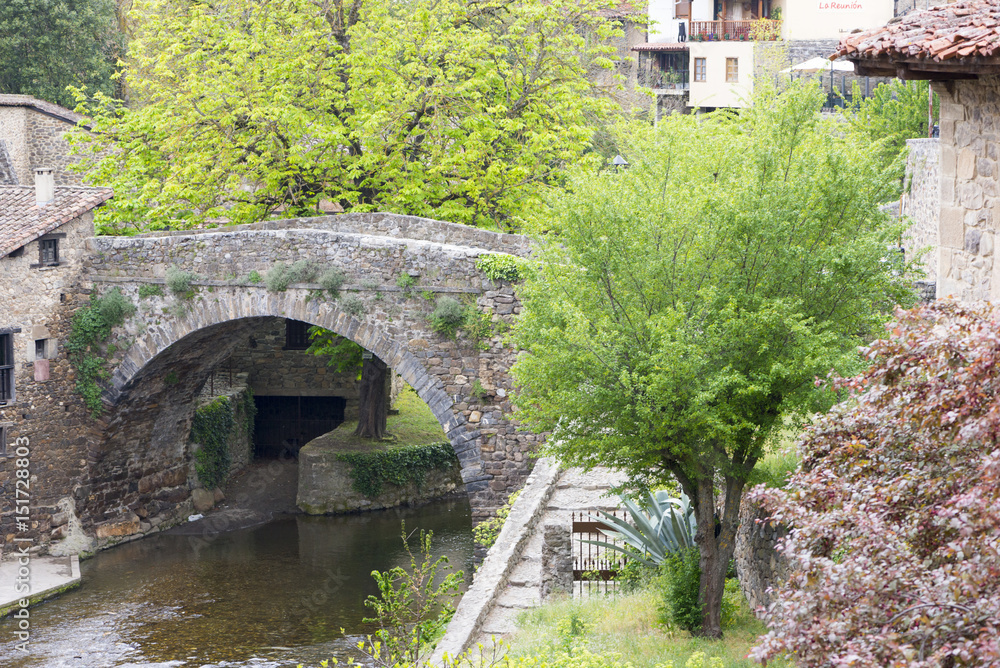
[341,295,365,316]
[659,547,702,633]
[587,491,696,567]
[264,262,293,291]
[319,267,346,296]
[290,259,318,283]
[247,270,262,284]
[473,489,521,548]
[165,265,198,297]
[751,301,1000,667]
[396,273,417,292]
[430,296,465,337]
[476,253,525,282]
[66,288,136,417]
[138,283,164,299]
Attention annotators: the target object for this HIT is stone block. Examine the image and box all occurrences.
[940,100,964,122]
[958,149,977,180]
[941,145,957,177]
[95,514,141,539]
[940,207,966,249]
[192,488,215,512]
[966,228,982,254]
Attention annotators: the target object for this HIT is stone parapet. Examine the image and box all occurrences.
[902,138,940,285]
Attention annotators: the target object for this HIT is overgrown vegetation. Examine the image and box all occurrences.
[430,296,465,337]
[476,254,525,282]
[473,489,521,548]
[341,295,366,316]
[336,443,457,498]
[319,267,347,297]
[190,396,234,490]
[264,259,318,292]
[138,283,164,299]
[66,288,136,417]
[165,265,198,298]
[360,525,465,666]
[397,273,418,293]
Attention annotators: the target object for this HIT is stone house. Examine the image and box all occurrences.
[0,95,87,187]
[0,171,113,553]
[835,0,1000,301]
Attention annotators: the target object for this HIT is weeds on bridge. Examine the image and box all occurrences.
[67,288,136,417]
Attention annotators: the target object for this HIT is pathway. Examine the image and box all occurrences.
[0,554,80,617]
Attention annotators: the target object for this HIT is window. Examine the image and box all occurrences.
[35,339,48,360]
[284,319,310,350]
[726,58,739,83]
[0,333,14,404]
[694,58,706,82]
[40,238,58,265]
[0,424,7,456]
[674,0,690,18]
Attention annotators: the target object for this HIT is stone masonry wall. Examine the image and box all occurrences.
[26,111,84,186]
[932,77,1000,301]
[734,497,789,614]
[902,138,941,284]
[0,211,106,557]
[0,105,83,186]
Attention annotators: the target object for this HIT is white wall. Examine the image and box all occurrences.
[688,42,755,108]
[778,0,895,40]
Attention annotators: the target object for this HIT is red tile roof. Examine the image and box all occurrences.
[0,186,112,257]
[833,0,1000,67]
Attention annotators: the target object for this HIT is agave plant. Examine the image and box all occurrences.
[585,491,697,567]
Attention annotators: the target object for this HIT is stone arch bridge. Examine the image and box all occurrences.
[52,213,536,552]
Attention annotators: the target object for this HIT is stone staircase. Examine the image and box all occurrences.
[476,467,626,642]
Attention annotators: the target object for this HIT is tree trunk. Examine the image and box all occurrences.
[691,474,745,638]
[353,354,388,439]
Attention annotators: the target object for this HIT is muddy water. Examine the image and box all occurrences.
[0,498,473,667]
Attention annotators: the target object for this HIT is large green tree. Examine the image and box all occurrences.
[0,0,124,107]
[511,81,916,638]
[70,0,619,233]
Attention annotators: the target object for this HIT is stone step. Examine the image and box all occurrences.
[494,585,541,609]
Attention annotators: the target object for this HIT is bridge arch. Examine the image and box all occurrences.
[78,214,532,541]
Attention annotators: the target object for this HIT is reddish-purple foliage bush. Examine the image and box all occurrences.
[751,301,1000,667]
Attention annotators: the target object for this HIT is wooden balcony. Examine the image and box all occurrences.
[688,19,781,41]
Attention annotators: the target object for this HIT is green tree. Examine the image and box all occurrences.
[70,0,619,234]
[0,0,124,107]
[511,81,916,638]
[842,79,938,180]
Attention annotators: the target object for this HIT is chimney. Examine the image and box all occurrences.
[34,167,54,207]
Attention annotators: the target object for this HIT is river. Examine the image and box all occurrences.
[0,498,473,667]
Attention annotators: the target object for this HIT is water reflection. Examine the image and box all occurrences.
[0,498,473,667]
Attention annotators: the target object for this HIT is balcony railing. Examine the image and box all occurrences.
[640,69,690,91]
[688,19,781,41]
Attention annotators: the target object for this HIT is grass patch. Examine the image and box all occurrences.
[507,589,784,668]
[307,385,446,451]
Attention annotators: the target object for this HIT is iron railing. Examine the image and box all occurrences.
[688,19,780,41]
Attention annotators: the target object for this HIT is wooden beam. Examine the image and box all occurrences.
[896,65,978,80]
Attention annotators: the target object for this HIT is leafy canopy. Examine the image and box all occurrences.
[513,80,915,491]
[70,0,620,233]
[0,0,124,107]
[751,301,1000,667]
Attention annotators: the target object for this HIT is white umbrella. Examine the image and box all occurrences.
[781,56,855,74]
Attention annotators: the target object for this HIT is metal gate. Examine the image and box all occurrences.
[571,510,628,597]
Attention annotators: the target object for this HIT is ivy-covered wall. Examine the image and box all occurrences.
[297,442,463,514]
[190,385,256,489]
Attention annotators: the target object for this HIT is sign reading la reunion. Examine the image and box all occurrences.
[818,0,864,10]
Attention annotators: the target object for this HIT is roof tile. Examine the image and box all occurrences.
[0,186,113,257]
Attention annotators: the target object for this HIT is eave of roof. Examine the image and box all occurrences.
[632,42,689,52]
[0,94,87,127]
[0,186,113,257]
[833,0,1000,79]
